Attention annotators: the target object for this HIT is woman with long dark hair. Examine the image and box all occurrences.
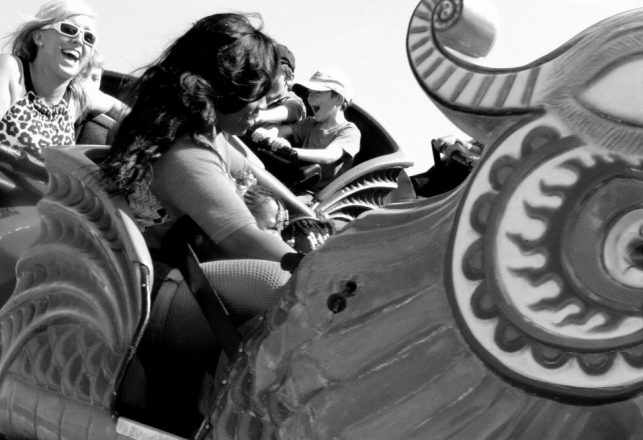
[100,14,298,435]
[102,13,295,318]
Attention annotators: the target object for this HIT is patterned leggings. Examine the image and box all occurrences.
[200,258,291,321]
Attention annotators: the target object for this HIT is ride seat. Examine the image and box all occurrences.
[344,103,402,166]
[75,112,117,145]
[73,69,137,147]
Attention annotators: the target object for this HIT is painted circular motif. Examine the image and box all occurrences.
[449,116,643,399]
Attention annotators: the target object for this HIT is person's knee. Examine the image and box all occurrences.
[200,259,290,318]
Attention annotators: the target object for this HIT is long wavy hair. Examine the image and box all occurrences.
[4,0,96,114]
[101,13,278,194]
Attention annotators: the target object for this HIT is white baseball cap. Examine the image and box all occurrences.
[296,67,354,103]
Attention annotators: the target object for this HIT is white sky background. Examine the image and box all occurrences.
[2,0,642,174]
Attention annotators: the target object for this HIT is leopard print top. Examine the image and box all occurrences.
[0,57,75,160]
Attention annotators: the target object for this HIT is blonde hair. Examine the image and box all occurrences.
[84,48,105,72]
[4,0,97,119]
[7,0,96,61]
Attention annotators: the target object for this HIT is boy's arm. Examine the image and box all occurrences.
[293,144,344,164]
[255,97,306,125]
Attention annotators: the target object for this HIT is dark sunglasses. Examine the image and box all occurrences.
[41,21,97,46]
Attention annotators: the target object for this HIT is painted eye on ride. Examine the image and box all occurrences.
[579,57,643,126]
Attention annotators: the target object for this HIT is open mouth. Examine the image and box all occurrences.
[311,105,321,115]
[61,49,80,63]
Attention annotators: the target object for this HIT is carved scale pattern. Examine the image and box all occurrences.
[0,149,149,439]
[315,168,402,222]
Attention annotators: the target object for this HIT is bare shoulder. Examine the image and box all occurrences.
[0,54,22,82]
[0,54,24,115]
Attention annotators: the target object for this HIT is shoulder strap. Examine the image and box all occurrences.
[18,56,35,93]
[182,244,241,360]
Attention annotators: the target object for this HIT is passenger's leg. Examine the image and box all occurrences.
[199,259,290,322]
[139,269,220,437]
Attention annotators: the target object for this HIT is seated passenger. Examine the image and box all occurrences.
[252,67,361,190]
[79,48,104,90]
[100,13,295,317]
[99,15,296,434]
[252,43,306,126]
[242,183,289,236]
[0,0,127,162]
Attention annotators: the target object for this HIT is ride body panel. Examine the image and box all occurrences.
[312,150,414,221]
[0,108,117,309]
[0,142,48,305]
[0,205,39,304]
[0,145,153,440]
[208,2,643,439]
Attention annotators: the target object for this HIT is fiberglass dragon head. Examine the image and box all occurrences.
[210,2,643,439]
[408,0,643,399]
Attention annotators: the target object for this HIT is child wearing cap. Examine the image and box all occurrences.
[252,67,361,190]
[253,43,306,126]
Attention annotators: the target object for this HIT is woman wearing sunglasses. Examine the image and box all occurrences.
[0,0,126,160]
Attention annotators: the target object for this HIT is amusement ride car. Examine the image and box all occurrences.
[3,1,643,439]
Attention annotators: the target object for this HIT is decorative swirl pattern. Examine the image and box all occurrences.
[450,116,643,398]
[433,0,463,30]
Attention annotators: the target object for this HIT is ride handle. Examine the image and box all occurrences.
[0,145,48,181]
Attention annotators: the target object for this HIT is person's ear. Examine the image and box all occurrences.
[33,31,44,46]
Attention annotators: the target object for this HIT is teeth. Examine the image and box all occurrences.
[62,49,80,61]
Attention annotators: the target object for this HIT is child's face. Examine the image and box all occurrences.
[254,199,282,235]
[81,66,102,90]
[307,90,341,122]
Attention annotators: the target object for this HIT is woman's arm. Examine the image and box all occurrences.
[255,96,306,126]
[151,140,295,262]
[255,105,290,126]
[0,55,22,120]
[294,143,344,164]
[217,224,294,261]
[83,84,129,120]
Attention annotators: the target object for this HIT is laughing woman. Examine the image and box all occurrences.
[0,0,126,160]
